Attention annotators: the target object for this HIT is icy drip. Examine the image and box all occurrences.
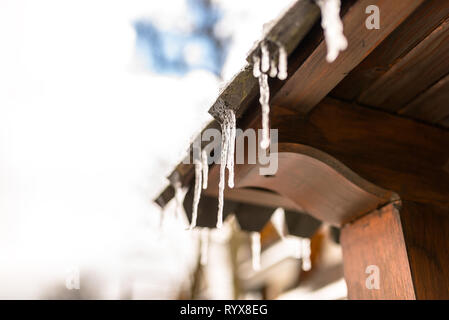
[173,180,183,220]
[189,157,202,229]
[200,228,209,266]
[226,111,236,188]
[251,232,261,271]
[301,238,312,271]
[277,44,288,80]
[316,0,348,63]
[201,149,208,190]
[217,109,236,229]
[258,73,270,150]
[252,41,288,149]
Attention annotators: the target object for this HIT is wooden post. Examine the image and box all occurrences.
[341,201,449,299]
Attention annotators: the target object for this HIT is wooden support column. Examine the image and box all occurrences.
[341,201,449,299]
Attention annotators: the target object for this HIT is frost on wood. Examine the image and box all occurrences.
[316,0,347,63]
[217,108,236,229]
[200,228,209,266]
[251,40,288,149]
[251,232,261,271]
[189,157,202,229]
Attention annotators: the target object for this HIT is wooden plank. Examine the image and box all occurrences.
[272,0,425,116]
[341,203,416,300]
[399,73,449,123]
[265,98,449,207]
[331,0,449,101]
[341,201,449,299]
[359,18,449,111]
[400,201,449,299]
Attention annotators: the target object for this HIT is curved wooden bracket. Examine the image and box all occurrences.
[206,143,397,226]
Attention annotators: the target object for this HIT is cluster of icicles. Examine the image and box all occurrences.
[168,0,346,271]
[252,40,288,150]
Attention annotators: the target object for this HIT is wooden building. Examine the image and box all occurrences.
[155,0,449,299]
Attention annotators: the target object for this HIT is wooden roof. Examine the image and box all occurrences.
[155,0,449,229]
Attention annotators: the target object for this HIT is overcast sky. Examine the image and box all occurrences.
[0,0,293,298]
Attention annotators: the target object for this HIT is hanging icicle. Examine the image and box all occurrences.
[189,157,202,229]
[258,73,270,150]
[301,238,312,271]
[251,231,261,271]
[226,110,236,188]
[200,228,209,266]
[252,40,288,150]
[171,175,183,220]
[217,109,236,228]
[277,44,288,80]
[316,0,348,63]
[201,149,208,190]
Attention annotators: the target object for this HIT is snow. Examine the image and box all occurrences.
[316,0,348,63]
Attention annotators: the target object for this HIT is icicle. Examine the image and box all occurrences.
[277,44,288,80]
[217,109,236,228]
[301,238,312,271]
[251,232,261,271]
[260,41,270,73]
[173,179,183,220]
[252,55,261,78]
[226,110,236,188]
[258,73,270,149]
[189,157,202,229]
[201,149,208,190]
[269,58,278,78]
[217,113,230,229]
[200,228,209,266]
[316,0,348,63]
[252,40,288,150]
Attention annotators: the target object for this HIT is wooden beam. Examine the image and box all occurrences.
[265,97,449,207]
[206,142,396,226]
[341,201,449,299]
[272,0,425,116]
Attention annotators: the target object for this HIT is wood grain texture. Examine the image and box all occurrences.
[331,0,449,101]
[359,18,449,111]
[272,0,425,115]
[399,73,449,124]
[342,201,449,299]
[341,203,416,300]
[266,98,449,207]
[400,201,449,300]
